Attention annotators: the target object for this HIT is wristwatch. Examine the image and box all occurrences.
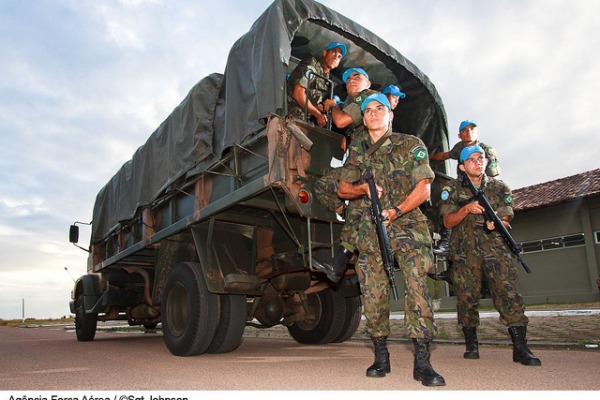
[392,206,402,218]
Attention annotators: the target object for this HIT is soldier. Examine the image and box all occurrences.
[430,120,501,283]
[311,68,377,282]
[430,120,500,177]
[287,42,346,127]
[327,67,377,134]
[382,84,406,110]
[337,93,445,386]
[439,145,541,366]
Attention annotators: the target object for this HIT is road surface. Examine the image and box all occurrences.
[1,325,598,394]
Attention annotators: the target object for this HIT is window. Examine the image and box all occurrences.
[521,233,585,253]
[595,231,600,244]
[563,234,586,247]
[521,241,542,253]
[541,238,562,250]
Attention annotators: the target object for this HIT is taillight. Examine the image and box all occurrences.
[298,189,311,204]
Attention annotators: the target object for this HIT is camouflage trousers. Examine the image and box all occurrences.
[314,167,344,213]
[314,167,362,252]
[452,249,528,328]
[356,246,438,339]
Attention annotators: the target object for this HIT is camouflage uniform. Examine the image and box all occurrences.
[287,57,331,122]
[339,88,377,136]
[439,176,528,328]
[448,140,500,177]
[339,130,437,338]
[314,89,376,251]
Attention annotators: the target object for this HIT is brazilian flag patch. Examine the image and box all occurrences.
[504,194,513,204]
[355,95,363,104]
[412,147,427,161]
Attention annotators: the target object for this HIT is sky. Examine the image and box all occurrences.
[1,0,599,320]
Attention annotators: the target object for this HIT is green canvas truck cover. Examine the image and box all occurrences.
[91,0,448,243]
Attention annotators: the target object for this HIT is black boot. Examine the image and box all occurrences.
[427,262,453,285]
[508,326,542,366]
[311,245,352,283]
[413,339,446,386]
[366,336,390,378]
[462,327,480,359]
[432,228,451,256]
[435,265,453,285]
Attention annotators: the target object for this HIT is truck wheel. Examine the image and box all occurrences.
[75,294,97,342]
[287,288,346,345]
[207,294,247,354]
[332,295,362,343]
[161,262,219,356]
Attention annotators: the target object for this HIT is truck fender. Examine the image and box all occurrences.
[69,274,101,314]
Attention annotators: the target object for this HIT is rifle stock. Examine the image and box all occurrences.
[364,167,400,301]
[461,174,532,274]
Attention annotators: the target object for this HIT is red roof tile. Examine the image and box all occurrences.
[513,168,600,212]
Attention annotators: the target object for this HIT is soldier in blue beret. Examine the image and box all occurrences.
[439,145,541,366]
[287,42,346,127]
[337,93,445,386]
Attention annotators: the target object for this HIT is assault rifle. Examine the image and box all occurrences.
[461,173,532,274]
[364,166,400,301]
[304,70,334,130]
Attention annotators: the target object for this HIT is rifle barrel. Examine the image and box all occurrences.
[365,167,400,301]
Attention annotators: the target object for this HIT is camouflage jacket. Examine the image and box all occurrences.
[339,131,434,254]
[286,57,331,118]
[448,140,501,177]
[439,175,515,259]
[341,88,377,136]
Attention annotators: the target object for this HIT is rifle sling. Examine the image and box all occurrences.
[365,131,392,156]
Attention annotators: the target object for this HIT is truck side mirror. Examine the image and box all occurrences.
[69,225,79,244]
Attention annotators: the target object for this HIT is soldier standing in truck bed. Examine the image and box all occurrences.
[382,84,406,111]
[287,42,346,127]
[312,68,377,282]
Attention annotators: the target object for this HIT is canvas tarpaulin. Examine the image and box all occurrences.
[91,0,448,243]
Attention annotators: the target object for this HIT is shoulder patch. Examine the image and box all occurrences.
[441,185,453,201]
[504,194,513,204]
[410,144,428,161]
[354,95,363,104]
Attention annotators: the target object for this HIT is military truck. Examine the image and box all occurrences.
[68,0,449,356]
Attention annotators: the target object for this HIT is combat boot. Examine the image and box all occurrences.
[412,339,446,386]
[432,228,451,256]
[435,265,453,285]
[366,336,390,378]
[508,326,542,366]
[462,327,480,359]
[311,245,352,283]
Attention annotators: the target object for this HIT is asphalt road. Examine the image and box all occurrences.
[0,325,598,392]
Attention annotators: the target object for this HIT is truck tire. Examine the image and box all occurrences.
[287,288,346,345]
[207,294,247,354]
[332,295,362,343]
[75,294,97,342]
[161,262,219,356]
